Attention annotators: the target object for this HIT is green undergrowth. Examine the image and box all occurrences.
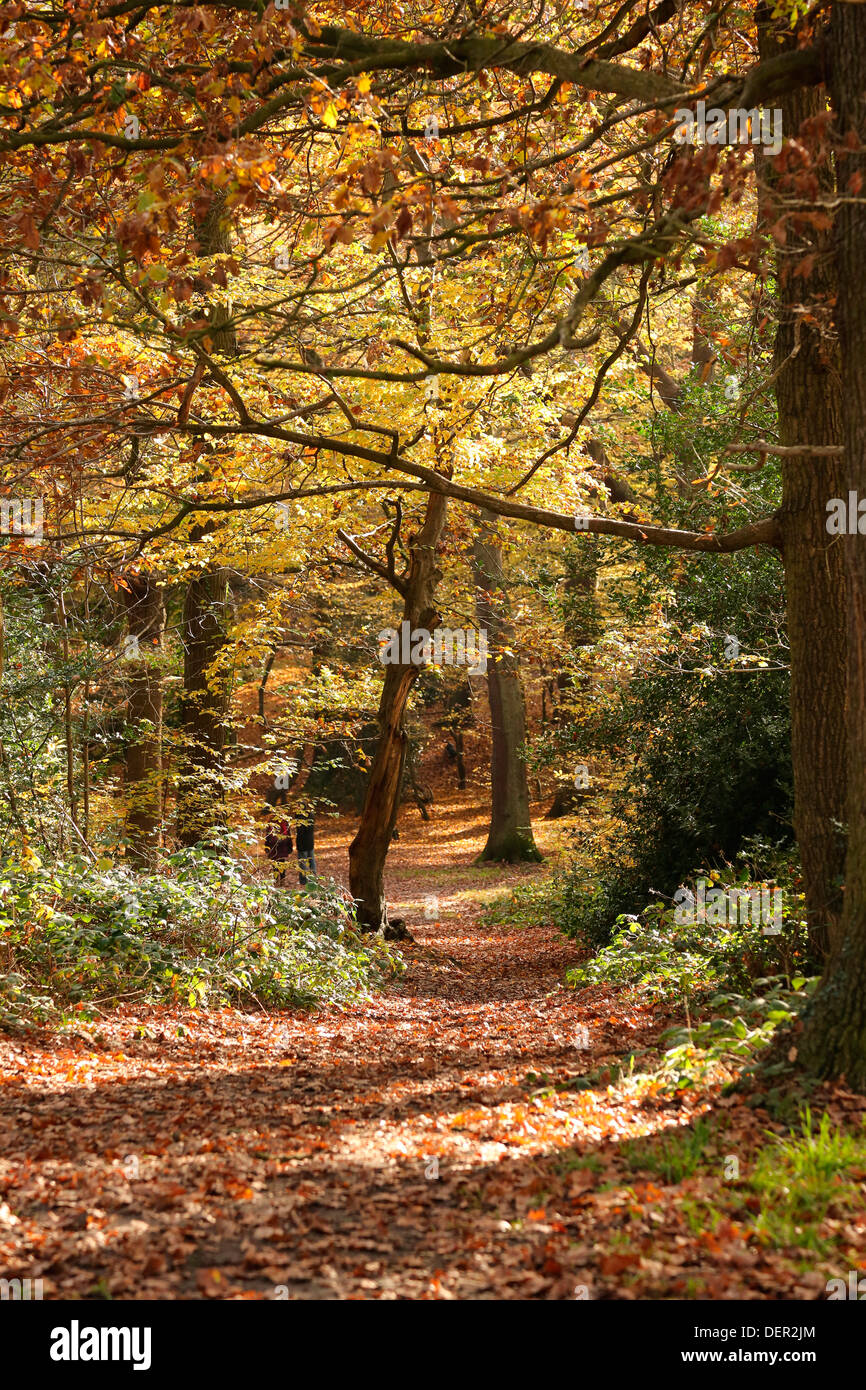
[559,978,817,1108]
[483,877,563,929]
[0,848,403,1031]
[560,852,821,1095]
[616,1107,866,1258]
[565,867,814,1003]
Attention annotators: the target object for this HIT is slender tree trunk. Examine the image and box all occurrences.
[123,574,165,865]
[757,7,846,956]
[54,589,78,838]
[797,1,866,1088]
[176,192,236,848]
[177,565,231,846]
[404,734,432,820]
[258,650,276,722]
[472,510,542,863]
[349,490,447,930]
[455,729,467,790]
[81,569,91,843]
[193,189,237,355]
[0,589,25,837]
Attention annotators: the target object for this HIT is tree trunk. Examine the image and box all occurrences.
[258,650,276,722]
[797,1,866,1088]
[472,510,542,863]
[404,734,433,820]
[193,190,237,355]
[54,588,79,839]
[454,729,467,790]
[123,574,165,866]
[757,7,847,956]
[176,192,237,848]
[177,566,231,846]
[348,490,447,930]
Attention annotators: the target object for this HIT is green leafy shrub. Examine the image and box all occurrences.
[566,854,815,1003]
[555,632,793,949]
[0,848,403,1031]
[562,852,820,1095]
[654,978,817,1089]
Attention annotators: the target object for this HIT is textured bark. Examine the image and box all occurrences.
[472,511,542,863]
[349,490,448,930]
[53,590,78,838]
[193,190,237,356]
[176,193,237,847]
[758,8,846,956]
[454,729,467,790]
[404,735,433,820]
[123,574,165,866]
[177,565,231,847]
[797,2,866,1089]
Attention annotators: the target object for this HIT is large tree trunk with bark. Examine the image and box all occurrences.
[757,5,847,958]
[123,574,165,865]
[349,490,448,930]
[472,510,542,863]
[797,1,866,1088]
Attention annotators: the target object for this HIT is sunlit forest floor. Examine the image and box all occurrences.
[1,795,864,1299]
[315,791,576,917]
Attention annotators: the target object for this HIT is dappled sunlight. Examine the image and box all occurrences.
[6,794,859,1302]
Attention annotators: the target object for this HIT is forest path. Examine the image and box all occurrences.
[0,798,744,1300]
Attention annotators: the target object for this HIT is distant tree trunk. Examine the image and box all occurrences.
[123,574,165,865]
[472,510,542,863]
[454,729,467,790]
[797,1,866,1089]
[0,592,23,837]
[192,189,237,355]
[404,734,433,820]
[349,490,447,930]
[54,588,79,839]
[691,280,719,381]
[176,192,236,848]
[438,675,473,788]
[81,574,92,842]
[757,7,846,956]
[177,564,230,847]
[258,650,276,722]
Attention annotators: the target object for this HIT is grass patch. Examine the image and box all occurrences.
[483,877,562,929]
[554,1151,605,1176]
[620,1117,715,1183]
[746,1109,866,1254]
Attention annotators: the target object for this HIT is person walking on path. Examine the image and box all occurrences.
[265,819,293,886]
